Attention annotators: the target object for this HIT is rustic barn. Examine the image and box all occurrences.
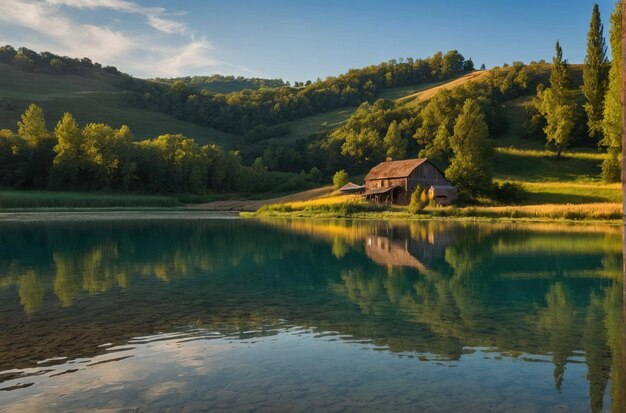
[339,182,365,194]
[428,185,458,206]
[363,158,452,205]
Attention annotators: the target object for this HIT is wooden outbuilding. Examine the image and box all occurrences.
[427,185,458,206]
[339,182,365,194]
[363,158,452,205]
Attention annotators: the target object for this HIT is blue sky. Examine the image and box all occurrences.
[0,0,617,82]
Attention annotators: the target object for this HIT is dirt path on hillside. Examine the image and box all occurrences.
[187,186,335,212]
[397,70,490,103]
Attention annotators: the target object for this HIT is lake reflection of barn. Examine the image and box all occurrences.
[365,235,430,273]
[364,225,453,273]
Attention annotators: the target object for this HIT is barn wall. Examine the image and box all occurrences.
[365,178,405,191]
[407,163,449,191]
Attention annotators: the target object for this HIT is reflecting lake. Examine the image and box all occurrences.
[0,215,624,412]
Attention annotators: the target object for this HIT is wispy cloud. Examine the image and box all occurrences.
[124,37,223,78]
[0,0,225,77]
[45,0,187,34]
[0,0,135,62]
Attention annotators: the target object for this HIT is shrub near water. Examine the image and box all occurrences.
[408,185,426,214]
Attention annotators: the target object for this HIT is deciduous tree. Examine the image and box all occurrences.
[383,120,406,160]
[17,104,49,146]
[445,99,493,195]
[333,169,349,189]
[539,41,576,157]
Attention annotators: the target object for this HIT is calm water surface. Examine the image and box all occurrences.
[0,215,624,412]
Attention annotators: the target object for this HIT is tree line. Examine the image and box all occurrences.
[0,45,121,76]
[0,104,322,195]
[154,74,288,93]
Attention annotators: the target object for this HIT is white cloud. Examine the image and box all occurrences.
[146,15,186,34]
[45,0,187,34]
[0,0,227,78]
[155,38,220,76]
[0,0,135,62]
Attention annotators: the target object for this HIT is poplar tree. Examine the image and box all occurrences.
[600,0,622,182]
[582,4,608,139]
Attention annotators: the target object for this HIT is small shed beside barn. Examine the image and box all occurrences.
[363,158,453,205]
[428,185,458,206]
[339,182,365,194]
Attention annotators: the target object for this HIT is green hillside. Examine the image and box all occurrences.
[1,59,613,206]
[0,64,242,148]
[0,63,474,149]
[273,71,493,144]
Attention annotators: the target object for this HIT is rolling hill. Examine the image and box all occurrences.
[2,58,612,207]
[0,63,241,147]
[0,62,487,149]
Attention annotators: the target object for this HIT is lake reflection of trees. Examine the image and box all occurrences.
[265,219,624,413]
[0,219,624,412]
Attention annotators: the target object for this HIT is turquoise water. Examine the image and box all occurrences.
[0,216,623,412]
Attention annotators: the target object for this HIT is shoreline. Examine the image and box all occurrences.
[0,204,621,225]
[0,209,241,222]
[242,209,623,225]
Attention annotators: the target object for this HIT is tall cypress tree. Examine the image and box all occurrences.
[600,0,622,182]
[582,4,609,139]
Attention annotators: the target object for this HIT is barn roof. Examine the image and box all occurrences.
[365,158,429,180]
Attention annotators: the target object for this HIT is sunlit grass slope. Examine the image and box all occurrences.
[276,72,492,143]
[0,64,241,147]
[492,93,619,204]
